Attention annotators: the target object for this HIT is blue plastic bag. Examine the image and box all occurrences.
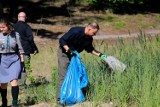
[60,51,88,106]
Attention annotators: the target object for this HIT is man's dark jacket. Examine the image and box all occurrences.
[14,21,38,55]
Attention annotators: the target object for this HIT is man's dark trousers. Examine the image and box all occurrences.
[56,48,70,102]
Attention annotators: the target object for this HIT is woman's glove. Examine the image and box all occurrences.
[21,61,25,72]
[99,53,107,60]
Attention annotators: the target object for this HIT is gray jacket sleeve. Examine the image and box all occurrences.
[15,32,24,54]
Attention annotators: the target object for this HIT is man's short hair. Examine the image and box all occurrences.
[87,22,99,30]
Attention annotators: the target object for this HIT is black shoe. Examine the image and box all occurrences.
[1,103,7,107]
[1,98,7,107]
[12,100,18,107]
[1,104,7,107]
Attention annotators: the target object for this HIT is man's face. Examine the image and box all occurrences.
[18,12,27,22]
[87,28,98,37]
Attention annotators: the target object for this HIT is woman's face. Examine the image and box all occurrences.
[0,22,9,34]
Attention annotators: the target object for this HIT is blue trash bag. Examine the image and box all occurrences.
[60,51,88,106]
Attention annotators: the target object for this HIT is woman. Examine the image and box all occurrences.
[0,18,24,107]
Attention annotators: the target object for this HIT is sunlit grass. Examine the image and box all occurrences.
[83,34,160,107]
[20,33,160,107]
[138,23,155,29]
[30,42,58,82]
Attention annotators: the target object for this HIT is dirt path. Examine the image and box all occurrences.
[34,29,160,43]
[93,29,160,40]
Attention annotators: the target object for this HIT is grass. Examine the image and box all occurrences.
[17,41,59,106]
[30,42,58,82]
[17,8,160,106]
[89,34,160,107]
[112,21,126,30]
[19,32,160,107]
[155,15,160,23]
[76,13,160,35]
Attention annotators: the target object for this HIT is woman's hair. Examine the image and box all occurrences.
[0,18,14,32]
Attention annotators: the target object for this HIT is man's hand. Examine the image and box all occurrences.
[99,53,107,60]
[66,49,76,57]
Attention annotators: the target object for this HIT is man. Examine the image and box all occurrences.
[14,12,38,87]
[56,22,106,104]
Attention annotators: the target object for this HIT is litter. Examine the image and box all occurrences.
[104,56,126,72]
